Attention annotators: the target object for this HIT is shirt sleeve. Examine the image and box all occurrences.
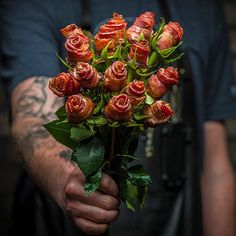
[204,0,236,121]
[0,0,71,96]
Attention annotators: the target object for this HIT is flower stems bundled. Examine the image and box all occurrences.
[45,11,184,211]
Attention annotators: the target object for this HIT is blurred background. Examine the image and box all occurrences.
[0,0,235,235]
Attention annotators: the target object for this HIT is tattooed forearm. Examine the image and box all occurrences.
[12,76,69,161]
[13,76,62,121]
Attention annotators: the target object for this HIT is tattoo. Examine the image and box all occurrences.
[13,76,64,160]
[59,150,72,160]
[15,76,61,121]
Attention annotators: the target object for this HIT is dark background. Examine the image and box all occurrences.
[0,0,236,235]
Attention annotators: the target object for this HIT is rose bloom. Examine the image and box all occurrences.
[157,21,183,50]
[104,61,127,92]
[129,40,150,65]
[66,94,95,123]
[65,33,93,64]
[73,62,101,89]
[94,13,127,52]
[124,80,146,106]
[144,100,173,127]
[146,67,179,98]
[60,24,88,39]
[126,11,156,43]
[48,72,80,97]
[104,94,132,122]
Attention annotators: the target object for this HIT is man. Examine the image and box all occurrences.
[0,0,236,235]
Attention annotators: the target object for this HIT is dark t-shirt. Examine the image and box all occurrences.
[0,0,236,236]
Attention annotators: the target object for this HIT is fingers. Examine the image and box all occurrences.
[98,173,119,197]
[64,170,120,235]
[67,200,119,223]
[65,172,120,210]
[73,217,108,235]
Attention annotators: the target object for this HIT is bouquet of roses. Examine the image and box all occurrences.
[45,11,184,211]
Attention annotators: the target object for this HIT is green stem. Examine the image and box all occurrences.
[127,68,133,83]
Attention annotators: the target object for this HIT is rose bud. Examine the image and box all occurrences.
[73,62,101,89]
[94,13,127,52]
[146,67,179,98]
[48,72,80,97]
[66,94,95,123]
[126,11,156,43]
[129,40,150,65]
[124,80,145,106]
[144,100,173,127]
[104,61,127,92]
[157,21,183,50]
[104,94,132,122]
[65,33,92,64]
[60,24,88,39]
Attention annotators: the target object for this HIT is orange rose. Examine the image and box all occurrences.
[48,72,80,97]
[146,67,179,98]
[157,22,183,50]
[60,24,88,39]
[124,80,145,106]
[104,94,132,122]
[126,11,156,43]
[129,40,150,65]
[73,62,101,89]
[144,100,173,127]
[66,94,95,123]
[65,33,92,64]
[94,13,127,52]
[104,61,127,92]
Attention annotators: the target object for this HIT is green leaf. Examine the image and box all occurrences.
[159,41,183,58]
[84,166,102,195]
[109,44,122,60]
[138,31,145,41]
[44,120,76,149]
[156,17,165,38]
[135,68,155,77]
[93,97,103,114]
[127,68,134,83]
[126,122,144,127]
[127,165,152,187]
[55,105,67,120]
[125,180,139,211]
[150,18,165,51]
[101,41,112,60]
[87,116,107,126]
[108,122,120,128]
[161,53,184,64]
[56,52,72,70]
[71,137,105,177]
[134,113,148,121]
[70,127,95,142]
[147,51,159,67]
[127,56,137,69]
[138,185,148,209]
[145,93,155,105]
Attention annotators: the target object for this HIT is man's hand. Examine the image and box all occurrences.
[64,169,119,235]
[11,76,120,234]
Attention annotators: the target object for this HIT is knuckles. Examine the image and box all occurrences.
[64,180,80,197]
[101,196,118,210]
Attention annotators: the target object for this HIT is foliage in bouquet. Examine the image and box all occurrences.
[44,11,184,211]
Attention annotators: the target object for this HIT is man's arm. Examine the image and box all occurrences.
[11,77,119,235]
[202,121,236,236]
